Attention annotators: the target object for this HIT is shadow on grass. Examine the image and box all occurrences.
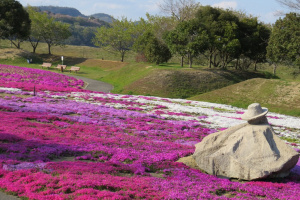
[201,68,280,84]
[37,54,88,66]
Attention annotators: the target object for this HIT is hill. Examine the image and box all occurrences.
[189,78,300,116]
[34,7,111,47]
[38,6,84,17]
[121,69,276,99]
[90,13,114,23]
[37,6,113,23]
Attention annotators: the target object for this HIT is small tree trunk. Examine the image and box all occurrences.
[48,43,51,55]
[209,54,212,68]
[189,54,192,68]
[181,56,184,67]
[254,60,258,71]
[121,51,124,62]
[10,40,21,49]
[235,59,239,70]
[273,63,277,75]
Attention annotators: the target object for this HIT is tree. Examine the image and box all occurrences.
[0,0,31,48]
[93,17,137,62]
[195,6,241,69]
[37,13,71,54]
[144,13,177,42]
[277,0,300,11]
[164,19,208,68]
[195,6,222,68]
[158,0,201,66]
[158,0,201,22]
[134,30,172,65]
[267,12,300,75]
[27,6,44,53]
[238,17,271,70]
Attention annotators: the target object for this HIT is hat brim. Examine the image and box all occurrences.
[241,108,268,121]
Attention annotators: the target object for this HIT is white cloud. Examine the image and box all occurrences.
[260,11,280,24]
[212,1,237,9]
[139,3,159,13]
[92,3,124,10]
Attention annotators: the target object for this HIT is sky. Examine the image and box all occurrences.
[17,0,291,24]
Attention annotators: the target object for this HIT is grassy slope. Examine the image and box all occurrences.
[189,78,300,116]
[123,68,276,98]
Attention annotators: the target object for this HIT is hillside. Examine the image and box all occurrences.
[122,69,276,98]
[37,6,113,23]
[90,13,114,23]
[189,78,300,116]
[38,6,84,17]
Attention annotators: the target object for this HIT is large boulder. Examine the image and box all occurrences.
[193,123,299,180]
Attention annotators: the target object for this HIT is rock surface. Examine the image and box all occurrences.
[193,123,299,180]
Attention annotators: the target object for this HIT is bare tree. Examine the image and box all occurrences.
[157,0,201,22]
[277,0,300,11]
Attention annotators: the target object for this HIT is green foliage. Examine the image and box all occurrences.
[28,7,109,48]
[0,0,31,48]
[65,26,97,46]
[93,17,137,62]
[163,19,209,68]
[144,13,177,41]
[134,31,172,65]
[267,12,300,66]
[30,11,71,54]
[238,17,271,70]
[196,7,241,68]
[27,6,44,53]
[194,6,270,70]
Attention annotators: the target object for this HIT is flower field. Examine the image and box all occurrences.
[0,64,299,199]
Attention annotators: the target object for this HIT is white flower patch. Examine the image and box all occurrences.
[48,91,300,148]
[0,87,22,92]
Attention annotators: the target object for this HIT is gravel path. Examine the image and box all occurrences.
[64,74,114,93]
[0,192,20,200]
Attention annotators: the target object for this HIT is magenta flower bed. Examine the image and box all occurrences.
[0,64,85,92]
[0,65,299,199]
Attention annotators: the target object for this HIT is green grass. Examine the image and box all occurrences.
[0,39,136,62]
[2,41,300,116]
[279,137,300,143]
[189,78,300,117]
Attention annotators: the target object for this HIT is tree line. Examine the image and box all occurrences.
[2,0,300,74]
[94,4,270,70]
[93,0,300,74]
[0,0,71,54]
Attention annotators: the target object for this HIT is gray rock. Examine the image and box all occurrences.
[193,122,299,180]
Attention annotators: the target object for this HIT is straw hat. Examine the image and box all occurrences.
[241,103,268,121]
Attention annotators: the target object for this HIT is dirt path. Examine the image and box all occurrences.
[0,192,20,200]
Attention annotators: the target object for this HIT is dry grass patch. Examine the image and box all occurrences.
[0,48,34,60]
[76,59,128,70]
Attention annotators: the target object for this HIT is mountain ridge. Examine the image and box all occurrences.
[37,6,113,23]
